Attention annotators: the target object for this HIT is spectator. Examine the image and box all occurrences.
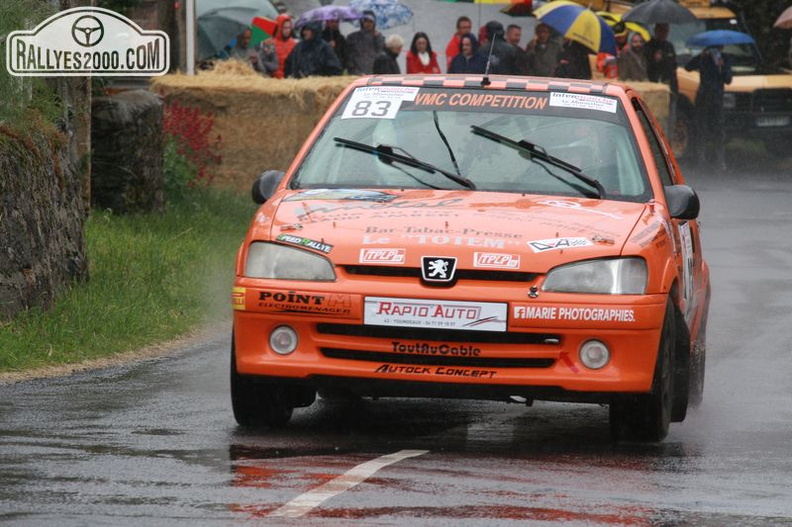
[554,39,592,80]
[449,33,487,74]
[373,34,404,75]
[596,23,627,79]
[505,24,522,47]
[477,20,518,74]
[445,16,473,71]
[644,23,678,139]
[322,18,347,67]
[406,32,441,74]
[685,46,733,170]
[267,14,297,79]
[346,10,385,75]
[284,20,343,78]
[525,23,561,77]
[506,23,529,75]
[252,39,278,76]
[618,32,648,82]
[222,28,252,60]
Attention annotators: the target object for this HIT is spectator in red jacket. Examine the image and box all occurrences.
[444,16,472,70]
[406,32,441,74]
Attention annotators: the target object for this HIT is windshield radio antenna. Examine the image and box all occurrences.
[481,29,501,87]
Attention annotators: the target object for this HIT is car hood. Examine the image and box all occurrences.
[257,189,647,273]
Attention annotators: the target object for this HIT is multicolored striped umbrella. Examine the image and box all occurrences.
[533,0,616,55]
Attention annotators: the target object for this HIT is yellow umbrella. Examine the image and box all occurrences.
[533,0,617,54]
[597,11,650,42]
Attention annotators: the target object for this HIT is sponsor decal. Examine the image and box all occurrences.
[549,92,618,114]
[412,91,549,112]
[284,189,396,202]
[391,341,481,357]
[295,198,464,221]
[342,86,419,120]
[538,200,622,219]
[421,256,457,283]
[6,7,169,77]
[231,287,246,311]
[374,364,496,379]
[528,237,593,253]
[513,305,636,322]
[474,252,520,269]
[359,248,406,264]
[364,297,507,332]
[258,290,356,316]
[276,234,333,254]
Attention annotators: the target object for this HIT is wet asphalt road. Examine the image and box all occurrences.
[2,148,792,526]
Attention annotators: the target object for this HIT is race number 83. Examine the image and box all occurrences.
[350,100,392,117]
[341,90,406,120]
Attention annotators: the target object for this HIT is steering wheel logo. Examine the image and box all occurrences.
[71,15,104,47]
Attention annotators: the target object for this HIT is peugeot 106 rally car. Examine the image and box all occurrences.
[231,74,710,442]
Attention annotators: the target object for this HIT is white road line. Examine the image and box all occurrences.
[269,449,429,518]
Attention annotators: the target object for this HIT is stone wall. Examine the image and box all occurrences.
[91,90,164,213]
[0,126,88,319]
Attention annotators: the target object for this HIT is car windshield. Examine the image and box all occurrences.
[291,87,651,202]
[669,19,762,73]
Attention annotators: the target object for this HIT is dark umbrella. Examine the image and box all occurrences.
[686,29,755,48]
[197,7,259,60]
[295,5,363,28]
[622,0,696,25]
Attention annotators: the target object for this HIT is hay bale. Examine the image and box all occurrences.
[152,67,356,191]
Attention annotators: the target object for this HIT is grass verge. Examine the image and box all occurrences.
[0,188,257,373]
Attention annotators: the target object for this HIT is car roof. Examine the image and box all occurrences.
[353,74,630,98]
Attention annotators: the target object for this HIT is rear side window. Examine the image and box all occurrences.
[632,98,675,187]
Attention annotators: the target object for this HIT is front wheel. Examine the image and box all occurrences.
[610,298,676,442]
[230,339,293,428]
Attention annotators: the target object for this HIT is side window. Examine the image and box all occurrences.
[632,98,675,187]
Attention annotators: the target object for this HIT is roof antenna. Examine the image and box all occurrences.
[481,29,501,87]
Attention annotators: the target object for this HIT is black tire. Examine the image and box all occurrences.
[230,339,293,428]
[688,291,709,408]
[610,298,675,442]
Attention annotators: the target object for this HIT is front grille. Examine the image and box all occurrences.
[752,89,792,113]
[344,265,537,283]
[320,348,555,369]
[317,323,560,345]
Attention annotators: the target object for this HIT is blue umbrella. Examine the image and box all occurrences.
[295,5,363,28]
[686,30,755,48]
[349,0,414,30]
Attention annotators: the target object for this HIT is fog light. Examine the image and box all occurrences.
[579,340,610,369]
[270,326,298,355]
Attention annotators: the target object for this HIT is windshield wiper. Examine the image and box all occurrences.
[471,125,604,199]
[334,137,476,190]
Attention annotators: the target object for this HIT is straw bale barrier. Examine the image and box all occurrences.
[152,61,670,192]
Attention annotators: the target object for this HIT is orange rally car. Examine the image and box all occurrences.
[231,74,710,442]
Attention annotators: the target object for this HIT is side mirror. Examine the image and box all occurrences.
[665,184,700,220]
[251,170,285,204]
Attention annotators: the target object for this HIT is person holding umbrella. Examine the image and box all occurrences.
[685,44,733,171]
[346,10,385,75]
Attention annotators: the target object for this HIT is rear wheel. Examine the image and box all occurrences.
[610,298,675,442]
[689,294,709,407]
[230,339,293,428]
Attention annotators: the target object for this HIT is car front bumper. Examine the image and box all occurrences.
[232,280,669,402]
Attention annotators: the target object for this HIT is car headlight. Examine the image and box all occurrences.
[245,242,336,280]
[542,258,647,294]
[722,93,737,110]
